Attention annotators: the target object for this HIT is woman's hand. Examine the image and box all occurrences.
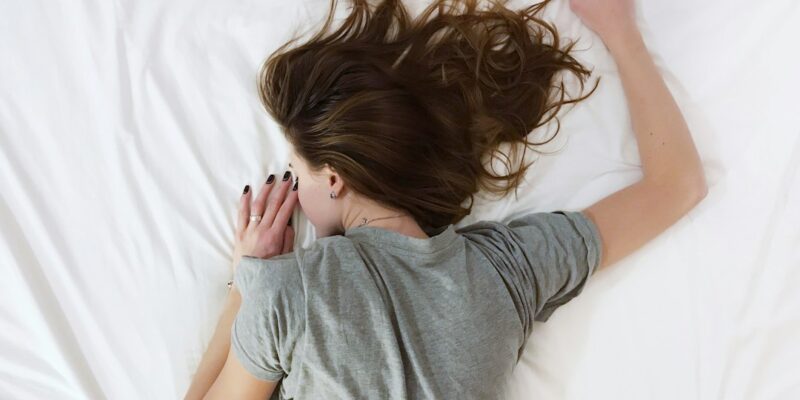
[231,171,298,274]
[569,0,639,51]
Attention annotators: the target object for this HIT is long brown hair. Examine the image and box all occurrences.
[258,0,598,230]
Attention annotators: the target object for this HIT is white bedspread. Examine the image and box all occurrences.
[1,1,798,399]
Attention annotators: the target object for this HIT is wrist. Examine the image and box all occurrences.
[231,254,242,273]
[226,286,241,305]
[604,25,646,58]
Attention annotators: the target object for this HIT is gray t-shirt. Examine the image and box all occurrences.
[230,210,603,399]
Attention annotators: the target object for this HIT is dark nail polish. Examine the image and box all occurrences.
[292,179,298,191]
[266,174,275,184]
[242,185,250,194]
[282,171,291,181]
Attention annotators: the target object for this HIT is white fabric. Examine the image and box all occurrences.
[1,1,798,399]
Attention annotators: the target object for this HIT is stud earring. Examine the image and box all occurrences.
[330,191,337,199]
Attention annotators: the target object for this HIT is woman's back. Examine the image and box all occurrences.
[231,210,602,399]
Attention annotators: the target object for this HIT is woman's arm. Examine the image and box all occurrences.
[572,0,706,184]
[185,175,298,398]
[607,27,706,185]
[570,0,707,270]
[184,287,242,400]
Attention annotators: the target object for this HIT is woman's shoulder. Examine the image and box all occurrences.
[233,235,349,295]
[234,254,304,300]
[296,233,360,262]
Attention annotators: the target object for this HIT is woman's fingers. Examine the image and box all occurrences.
[261,170,294,227]
[236,184,252,238]
[270,176,298,229]
[249,173,276,230]
[282,225,294,253]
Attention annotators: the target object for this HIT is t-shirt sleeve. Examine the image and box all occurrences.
[230,254,305,382]
[461,210,603,337]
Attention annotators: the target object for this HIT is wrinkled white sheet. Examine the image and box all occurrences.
[0,1,798,399]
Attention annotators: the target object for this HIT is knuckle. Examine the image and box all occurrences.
[265,230,280,243]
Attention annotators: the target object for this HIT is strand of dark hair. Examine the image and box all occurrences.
[258,0,599,230]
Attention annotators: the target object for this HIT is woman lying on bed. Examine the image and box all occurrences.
[186,0,707,398]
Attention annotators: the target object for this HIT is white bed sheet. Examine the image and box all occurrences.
[0,1,798,399]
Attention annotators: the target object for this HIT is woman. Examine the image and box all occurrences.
[187,0,707,398]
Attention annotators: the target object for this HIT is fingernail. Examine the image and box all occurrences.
[242,185,250,194]
[292,179,298,191]
[282,171,291,181]
[266,174,275,184]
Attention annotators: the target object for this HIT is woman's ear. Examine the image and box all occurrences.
[326,167,346,198]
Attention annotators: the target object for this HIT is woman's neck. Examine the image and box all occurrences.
[342,203,429,239]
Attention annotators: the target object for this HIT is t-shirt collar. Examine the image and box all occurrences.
[344,223,458,254]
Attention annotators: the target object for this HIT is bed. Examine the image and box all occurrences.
[0,0,798,399]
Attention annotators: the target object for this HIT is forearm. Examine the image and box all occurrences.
[608,29,706,190]
[185,287,242,400]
